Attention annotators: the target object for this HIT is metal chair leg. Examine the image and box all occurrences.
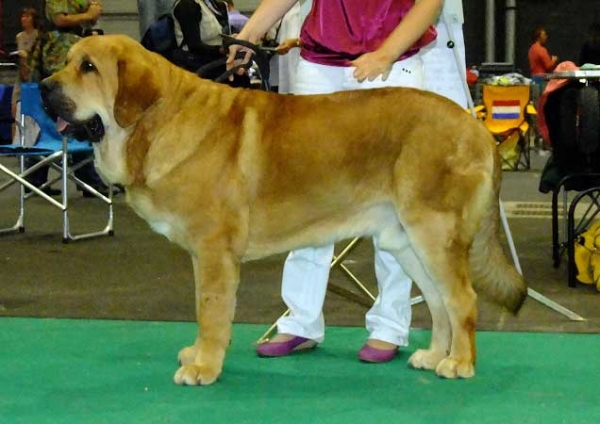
[552,182,561,267]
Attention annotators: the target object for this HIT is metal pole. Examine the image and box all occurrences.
[485,0,496,62]
[505,0,517,64]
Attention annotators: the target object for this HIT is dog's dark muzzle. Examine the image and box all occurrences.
[39,78,105,143]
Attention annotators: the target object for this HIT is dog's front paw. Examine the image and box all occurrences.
[435,357,475,379]
[178,345,198,366]
[173,364,220,386]
[407,348,446,371]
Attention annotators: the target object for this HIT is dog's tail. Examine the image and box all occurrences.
[469,178,527,315]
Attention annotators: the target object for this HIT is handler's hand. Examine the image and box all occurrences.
[350,51,394,83]
[225,35,255,78]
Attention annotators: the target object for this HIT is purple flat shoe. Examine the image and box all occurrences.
[256,336,318,357]
[357,343,398,363]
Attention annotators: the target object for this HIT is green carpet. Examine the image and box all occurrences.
[1,318,599,424]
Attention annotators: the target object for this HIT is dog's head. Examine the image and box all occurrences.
[40,34,163,143]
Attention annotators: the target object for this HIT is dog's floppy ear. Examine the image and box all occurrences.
[114,58,161,128]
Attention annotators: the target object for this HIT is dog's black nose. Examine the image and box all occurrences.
[39,78,57,99]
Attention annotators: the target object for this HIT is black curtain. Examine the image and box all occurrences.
[0,0,4,51]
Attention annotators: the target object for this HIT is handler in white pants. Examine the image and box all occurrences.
[253,0,467,363]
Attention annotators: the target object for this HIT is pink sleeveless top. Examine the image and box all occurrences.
[299,0,437,66]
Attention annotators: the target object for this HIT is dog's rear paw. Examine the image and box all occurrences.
[173,364,220,386]
[178,346,197,366]
[407,349,446,370]
[435,357,475,379]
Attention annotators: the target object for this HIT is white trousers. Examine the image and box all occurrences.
[276,56,424,346]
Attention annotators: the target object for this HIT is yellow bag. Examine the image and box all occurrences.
[574,221,600,290]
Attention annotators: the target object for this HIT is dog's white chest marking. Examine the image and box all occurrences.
[126,191,185,244]
[149,220,174,239]
[93,126,131,184]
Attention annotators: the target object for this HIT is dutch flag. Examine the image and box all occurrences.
[491,100,521,120]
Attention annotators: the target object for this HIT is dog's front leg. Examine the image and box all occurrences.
[174,247,240,386]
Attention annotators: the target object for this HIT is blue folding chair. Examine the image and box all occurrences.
[0,83,114,242]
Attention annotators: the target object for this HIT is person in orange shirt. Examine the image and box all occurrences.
[528,26,558,78]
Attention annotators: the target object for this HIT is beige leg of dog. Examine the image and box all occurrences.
[404,221,477,379]
[174,247,240,386]
[434,281,477,379]
[406,274,452,371]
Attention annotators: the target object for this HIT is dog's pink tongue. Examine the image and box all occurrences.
[56,117,69,132]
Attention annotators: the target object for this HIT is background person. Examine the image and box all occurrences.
[225,0,248,33]
[25,0,108,197]
[14,7,40,98]
[11,7,40,142]
[172,0,249,86]
[528,26,557,81]
[137,0,175,39]
[229,0,442,363]
[527,25,557,135]
[29,0,103,80]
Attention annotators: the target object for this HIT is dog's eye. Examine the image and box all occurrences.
[80,60,97,73]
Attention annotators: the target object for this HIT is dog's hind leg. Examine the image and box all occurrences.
[398,216,478,379]
[174,244,240,386]
[375,226,452,372]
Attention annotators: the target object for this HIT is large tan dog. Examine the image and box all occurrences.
[41,35,526,385]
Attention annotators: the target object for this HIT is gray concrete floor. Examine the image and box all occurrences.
[0,150,598,338]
